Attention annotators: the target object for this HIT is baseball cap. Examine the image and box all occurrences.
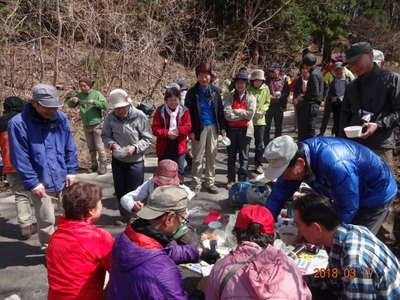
[136,186,188,220]
[264,135,298,180]
[373,49,385,64]
[235,204,275,234]
[153,159,180,186]
[32,83,63,108]
[345,42,373,63]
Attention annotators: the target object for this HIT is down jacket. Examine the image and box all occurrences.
[266,137,397,223]
[107,226,199,300]
[8,104,78,192]
[151,104,192,156]
[206,241,311,300]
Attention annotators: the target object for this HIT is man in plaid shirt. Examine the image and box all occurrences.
[293,193,400,300]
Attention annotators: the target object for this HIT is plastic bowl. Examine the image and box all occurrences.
[221,136,231,146]
[344,126,362,138]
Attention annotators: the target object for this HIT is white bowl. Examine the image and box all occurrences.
[344,126,362,138]
[221,136,231,146]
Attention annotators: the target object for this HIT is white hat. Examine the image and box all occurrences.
[109,89,132,109]
[264,135,298,180]
[373,49,384,64]
[250,69,265,81]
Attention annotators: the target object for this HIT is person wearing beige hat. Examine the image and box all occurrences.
[248,69,271,174]
[101,89,152,223]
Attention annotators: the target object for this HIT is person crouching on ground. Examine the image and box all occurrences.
[223,73,256,188]
[248,69,271,175]
[152,87,192,182]
[46,182,113,300]
[107,186,200,299]
[205,204,311,300]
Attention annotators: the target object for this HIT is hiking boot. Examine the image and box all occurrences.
[227,182,235,189]
[193,185,202,195]
[97,162,107,175]
[205,184,219,194]
[255,165,264,175]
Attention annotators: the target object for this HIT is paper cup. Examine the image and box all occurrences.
[221,136,231,146]
[344,126,362,138]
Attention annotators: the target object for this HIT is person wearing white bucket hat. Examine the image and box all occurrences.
[101,89,152,223]
[264,135,397,236]
[248,69,271,175]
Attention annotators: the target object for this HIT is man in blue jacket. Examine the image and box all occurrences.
[8,83,78,250]
[264,135,397,234]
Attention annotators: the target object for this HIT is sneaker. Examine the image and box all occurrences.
[227,182,235,189]
[97,163,107,175]
[205,184,219,194]
[255,165,264,175]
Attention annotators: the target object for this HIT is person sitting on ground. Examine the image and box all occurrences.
[121,159,194,213]
[46,182,113,300]
[107,186,201,299]
[152,88,192,181]
[293,193,400,300]
[67,78,108,175]
[206,204,311,300]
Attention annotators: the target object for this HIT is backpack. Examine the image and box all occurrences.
[228,182,271,208]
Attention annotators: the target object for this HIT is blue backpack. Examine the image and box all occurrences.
[228,182,271,208]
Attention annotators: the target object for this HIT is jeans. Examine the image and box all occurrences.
[351,200,393,235]
[227,127,250,182]
[297,101,319,141]
[158,153,186,182]
[253,125,265,167]
[264,103,283,147]
[112,158,144,217]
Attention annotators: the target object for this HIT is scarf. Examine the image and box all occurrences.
[131,219,173,247]
[165,105,179,130]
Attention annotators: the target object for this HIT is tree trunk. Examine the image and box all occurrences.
[53,0,62,86]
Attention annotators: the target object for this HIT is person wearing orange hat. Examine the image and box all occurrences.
[206,204,311,300]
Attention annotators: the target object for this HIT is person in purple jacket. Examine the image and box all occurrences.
[107,186,200,299]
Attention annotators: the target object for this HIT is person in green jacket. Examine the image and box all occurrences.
[248,69,271,175]
[68,78,108,174]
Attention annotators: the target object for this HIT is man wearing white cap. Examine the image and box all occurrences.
[373,49,385,68]
[8,83,78,250]
[102,89,152,223]
[264,135,397,235]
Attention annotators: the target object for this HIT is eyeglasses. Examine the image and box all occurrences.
[176,213,189,225]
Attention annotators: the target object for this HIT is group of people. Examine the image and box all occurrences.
[0,41,399,299]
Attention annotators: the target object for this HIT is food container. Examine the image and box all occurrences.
[113,149,128,159]
[344,126,362,138]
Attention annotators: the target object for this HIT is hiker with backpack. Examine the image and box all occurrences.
[223,73,256,188]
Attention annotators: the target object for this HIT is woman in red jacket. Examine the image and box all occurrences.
[46,182,113,300]
[152,87,192,182]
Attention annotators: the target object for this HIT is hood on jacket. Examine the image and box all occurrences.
[112,232,164,273]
